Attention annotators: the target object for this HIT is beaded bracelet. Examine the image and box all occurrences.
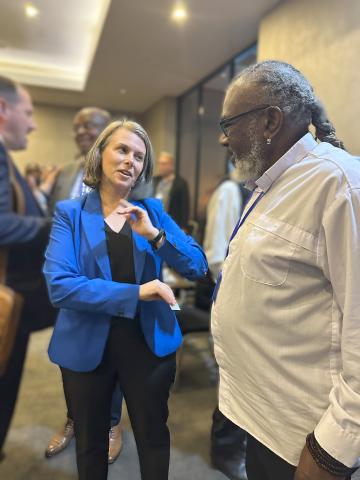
[306,432,358,477]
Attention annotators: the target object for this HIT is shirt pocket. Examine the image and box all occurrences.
[238,217,298,287]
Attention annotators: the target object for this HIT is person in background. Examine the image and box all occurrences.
[212,60,360,480]
[24,162,42,189]
[0,75,54,460]
[203,160,249,480]
[153,151,189,229]
[204,160,245,281]
[43,118,207,480]
[49,107,111,209]
[45,107,123,464]
[24,163,60,214]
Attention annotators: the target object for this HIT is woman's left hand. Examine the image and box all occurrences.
[118,199,159,240]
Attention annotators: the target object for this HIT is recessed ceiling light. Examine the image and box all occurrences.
[24,3,40,18]
[120,88,126,95]
[171,2,188,22]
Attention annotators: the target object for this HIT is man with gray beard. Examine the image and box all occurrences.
[211,61,360,480]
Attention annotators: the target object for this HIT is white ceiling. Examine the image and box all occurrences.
[0,0,111,90]
[0,0,284,113]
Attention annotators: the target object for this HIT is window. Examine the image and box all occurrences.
[176,44,257,229]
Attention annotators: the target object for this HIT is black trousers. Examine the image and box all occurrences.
[246,434,352,480]
[61,317,176,480]
[0,330,30,452]
[211,407,247,457]
[66,381,123,427]
[246,434,296,480]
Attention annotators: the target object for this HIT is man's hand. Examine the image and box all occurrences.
[294,444,346,480]
[40,165,61,195]
[139,280,176,306]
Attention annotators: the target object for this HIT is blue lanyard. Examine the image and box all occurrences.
[212,191,264,302]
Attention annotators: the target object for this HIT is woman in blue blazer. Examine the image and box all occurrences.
[43,119,207,480]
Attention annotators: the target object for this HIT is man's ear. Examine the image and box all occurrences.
[262,106,283,142]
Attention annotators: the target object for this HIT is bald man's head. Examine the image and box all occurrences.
[73,107,111,155]
[157,151,175,179]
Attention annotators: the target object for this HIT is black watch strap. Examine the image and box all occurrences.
[149,229,165,248]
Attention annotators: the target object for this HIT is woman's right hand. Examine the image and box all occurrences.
[139,280,176,306]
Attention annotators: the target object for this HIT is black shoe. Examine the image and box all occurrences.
[211,453,247,480]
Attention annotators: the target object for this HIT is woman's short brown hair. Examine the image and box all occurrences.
[83,118,154,188]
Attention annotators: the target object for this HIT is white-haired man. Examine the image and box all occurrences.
[212,61,360,480]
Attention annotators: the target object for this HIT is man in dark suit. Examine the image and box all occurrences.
[0,75,54,459]
[153,151,189,229]
[45,106,123,464]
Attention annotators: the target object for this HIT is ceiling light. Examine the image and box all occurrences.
[120,88,126,95]
[24,3,40,18]
[171,2,188,22]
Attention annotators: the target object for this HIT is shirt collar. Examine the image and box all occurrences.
[255,132,318,193]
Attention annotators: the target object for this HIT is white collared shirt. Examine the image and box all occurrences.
[69,166,91,199]
[211,133,360,467]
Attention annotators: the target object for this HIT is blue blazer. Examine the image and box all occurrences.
[44,190,208,372]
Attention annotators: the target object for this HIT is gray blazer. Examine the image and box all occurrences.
[49,162,82,214]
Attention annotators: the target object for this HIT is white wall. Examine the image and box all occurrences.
[258,0,360,155]
[12,103,78,172]
[12,98,178,175]
[140,97,177,171]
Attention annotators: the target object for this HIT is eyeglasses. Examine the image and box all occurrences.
[219,105,270,137]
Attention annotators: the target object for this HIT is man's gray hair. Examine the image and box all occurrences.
[83,118,154,188]
[233,60,344,149]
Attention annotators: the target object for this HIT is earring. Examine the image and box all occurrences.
[266,138,272,145]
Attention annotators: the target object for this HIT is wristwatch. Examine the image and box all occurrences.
[149,229,166,249]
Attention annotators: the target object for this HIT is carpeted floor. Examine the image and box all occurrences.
[1,329,359,480]
[0,329,227,480]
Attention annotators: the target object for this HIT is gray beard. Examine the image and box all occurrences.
[232,122,267,182]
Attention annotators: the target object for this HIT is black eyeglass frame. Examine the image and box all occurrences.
[219,105,270,137]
